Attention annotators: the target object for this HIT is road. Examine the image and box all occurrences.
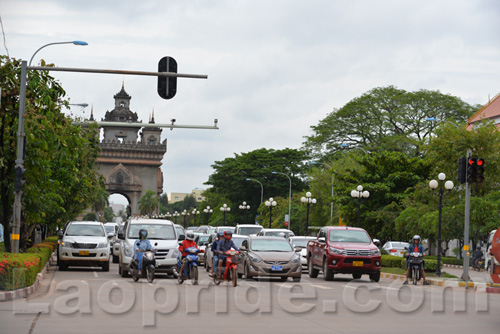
[1,260,499,334]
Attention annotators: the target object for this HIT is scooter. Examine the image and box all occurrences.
[130,242,157,283]
[408,252,423,285]
[214,249,239,287]
[177,247,203,285]
[473,258,483,271]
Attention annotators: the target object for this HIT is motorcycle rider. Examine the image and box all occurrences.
[133,229,154,275]
[209,232,224,277]
[403,235,429,285]
[472,247,484,269]
[178,230,199,278]
[216,230,239,278]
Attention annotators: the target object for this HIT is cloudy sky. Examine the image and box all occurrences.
[2,0,500,205]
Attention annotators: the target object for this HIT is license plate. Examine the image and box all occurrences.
[79,251,89,256]
[353,261,363,267]
[271,265,283,271]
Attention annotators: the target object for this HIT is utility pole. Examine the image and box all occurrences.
[461,149,472,286]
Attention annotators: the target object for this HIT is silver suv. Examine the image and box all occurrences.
[58,221,112,271]
[118,218,179,277]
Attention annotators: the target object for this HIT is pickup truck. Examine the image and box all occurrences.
[307,226,381,282]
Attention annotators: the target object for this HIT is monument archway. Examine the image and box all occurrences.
[95,85,166,216]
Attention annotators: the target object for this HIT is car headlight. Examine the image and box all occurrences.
[371,249,381,256]
[98,241,108,248]
[329,247,345,255]
[290,256,300,264]
[172,249,179,258]
[124,244,133,257]
[250,255,262,263]
[62,241,72,248]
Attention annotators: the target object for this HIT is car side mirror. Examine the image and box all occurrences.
[107,232,114,238]
[318,237,326,243]
[57,230,64,237]
[295,247,302,253]
[178,235,185,241]
[373,239,380,246]
[239,245,247,251]
[117,231,124,240]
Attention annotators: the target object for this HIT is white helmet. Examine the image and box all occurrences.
[412,235,421,242]
[186,231,195,241]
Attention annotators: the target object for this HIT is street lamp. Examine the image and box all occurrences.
[172,211,180,224]
[350,185,370,227]
[301,192,316,235]
[246,178,264,204]
[426,117,460,130]
[239,201,251,224]
[310,161,334,221]
[203,206,213,224]
[220,204,231,225]
[265,198,277,228]
[429,173,454,277]
[11,40,88,253]
[181,210,190,229]
[191,209,200,226]
[272,171,292,230]
[29,40,88,66]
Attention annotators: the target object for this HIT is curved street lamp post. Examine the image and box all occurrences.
[350,185,370,227]
[246,178,264,205]
[429,173,454,277]
[265,198,277,228]
[301,192,316,236]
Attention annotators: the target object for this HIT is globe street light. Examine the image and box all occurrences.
[310,161,334,221]
[246,178,264,204]
[265,198,277,228]
[220,204,231,225]
[191,209,200,226]
[239,201,251,224]
[272,171,292,230]
[350,185,370,227]
[301,192,317,236]
[429,173,454,276]
[181,210,190,229]
[203,206,213,224]
[172,211,180,224]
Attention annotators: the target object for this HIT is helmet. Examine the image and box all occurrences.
[139,229,148,239]
[217,232,224,238]
[412,235,421,242]
[224,230,233,240]
[186,231,195,241]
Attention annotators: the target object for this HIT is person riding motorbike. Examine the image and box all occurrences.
[133,229,154,275]
[178,230,199,278]
[216,230,239,277]
[472,247,484,269]
[403,235,429,285]
[209,232,224,277]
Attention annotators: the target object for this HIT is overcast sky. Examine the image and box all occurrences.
[2,0,500,205]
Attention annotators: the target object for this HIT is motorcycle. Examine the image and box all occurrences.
[408,252,423,285]
[214,249,239,287]
[177,247,203,285]
[130,242,157,283]
[473,258,483,271]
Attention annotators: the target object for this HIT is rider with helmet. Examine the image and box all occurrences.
[134,229,154,275]
[404,235,429,285]
[216,231,239,276]
[178,230,199,277]
[210,232,224,277]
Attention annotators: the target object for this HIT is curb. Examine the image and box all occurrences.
[0,253,53,302]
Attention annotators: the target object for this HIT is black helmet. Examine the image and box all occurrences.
[217,232,224,238]
[186,231,195,241]
[224,230,233,240]
[139,229,148,239]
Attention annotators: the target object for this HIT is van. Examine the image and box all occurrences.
[118,218,179,277]
[485,229,498,272]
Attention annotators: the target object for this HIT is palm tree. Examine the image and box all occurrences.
[139,190,159,217]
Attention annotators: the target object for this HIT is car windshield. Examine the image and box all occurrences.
[238,227,262,236]
[291,238,312,248]
[250,239,293,252]
[66,224,105,237]
[128,224,176,240]
[390,242,409,248]
[104,225,115,233]
[232,237,247,248]
[329,230,371,243]
[175,226,185,236]
[264,231,293,238]
[197,235,209,244]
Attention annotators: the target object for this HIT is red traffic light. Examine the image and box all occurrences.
[468,158,477,165]
[477,158,484,166]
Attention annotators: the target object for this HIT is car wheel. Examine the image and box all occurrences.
[58,261,68,271]
[308,257,319,278]
[352,273,362,280]
[120,264,128,278]
[369,271,380,282]
[323,258,334,281]
[245,262,254,281]
[112,254,119,263]
[293,277,301,282]
[102,260,110,272]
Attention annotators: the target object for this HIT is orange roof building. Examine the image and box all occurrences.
[466,92,500,130]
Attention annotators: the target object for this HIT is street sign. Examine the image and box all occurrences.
[157,56,177,99]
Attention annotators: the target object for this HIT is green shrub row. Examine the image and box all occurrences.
[381,255,442,272]
[425,256,465,266]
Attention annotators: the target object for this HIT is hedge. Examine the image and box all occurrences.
[381,255,442,272]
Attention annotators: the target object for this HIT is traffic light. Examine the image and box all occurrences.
[466,158,477,184]
[457,157,466,184]
[476,158,485,183]
[157,56,177,100]
[14,166,26,192]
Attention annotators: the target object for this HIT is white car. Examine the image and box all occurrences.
[58,221,112,271]
[118,218,179,277]
[289,236,316,269]
[382,241,410,257]
[257,228,295,239]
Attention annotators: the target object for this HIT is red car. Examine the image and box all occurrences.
[307,226,381,282]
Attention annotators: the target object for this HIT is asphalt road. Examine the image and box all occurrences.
[1,260,500,334]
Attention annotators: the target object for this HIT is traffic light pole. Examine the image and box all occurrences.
[461,149,472,286]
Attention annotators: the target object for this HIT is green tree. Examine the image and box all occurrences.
[138,190,158,217]
[104,207,114,222]
[0,56,104,252]
[303,86,478,159]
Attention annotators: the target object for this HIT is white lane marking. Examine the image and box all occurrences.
[93,271,99,278]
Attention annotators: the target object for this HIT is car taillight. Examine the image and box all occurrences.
[389,249,397,252]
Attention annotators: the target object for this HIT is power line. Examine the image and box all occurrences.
[0,15,9,58]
